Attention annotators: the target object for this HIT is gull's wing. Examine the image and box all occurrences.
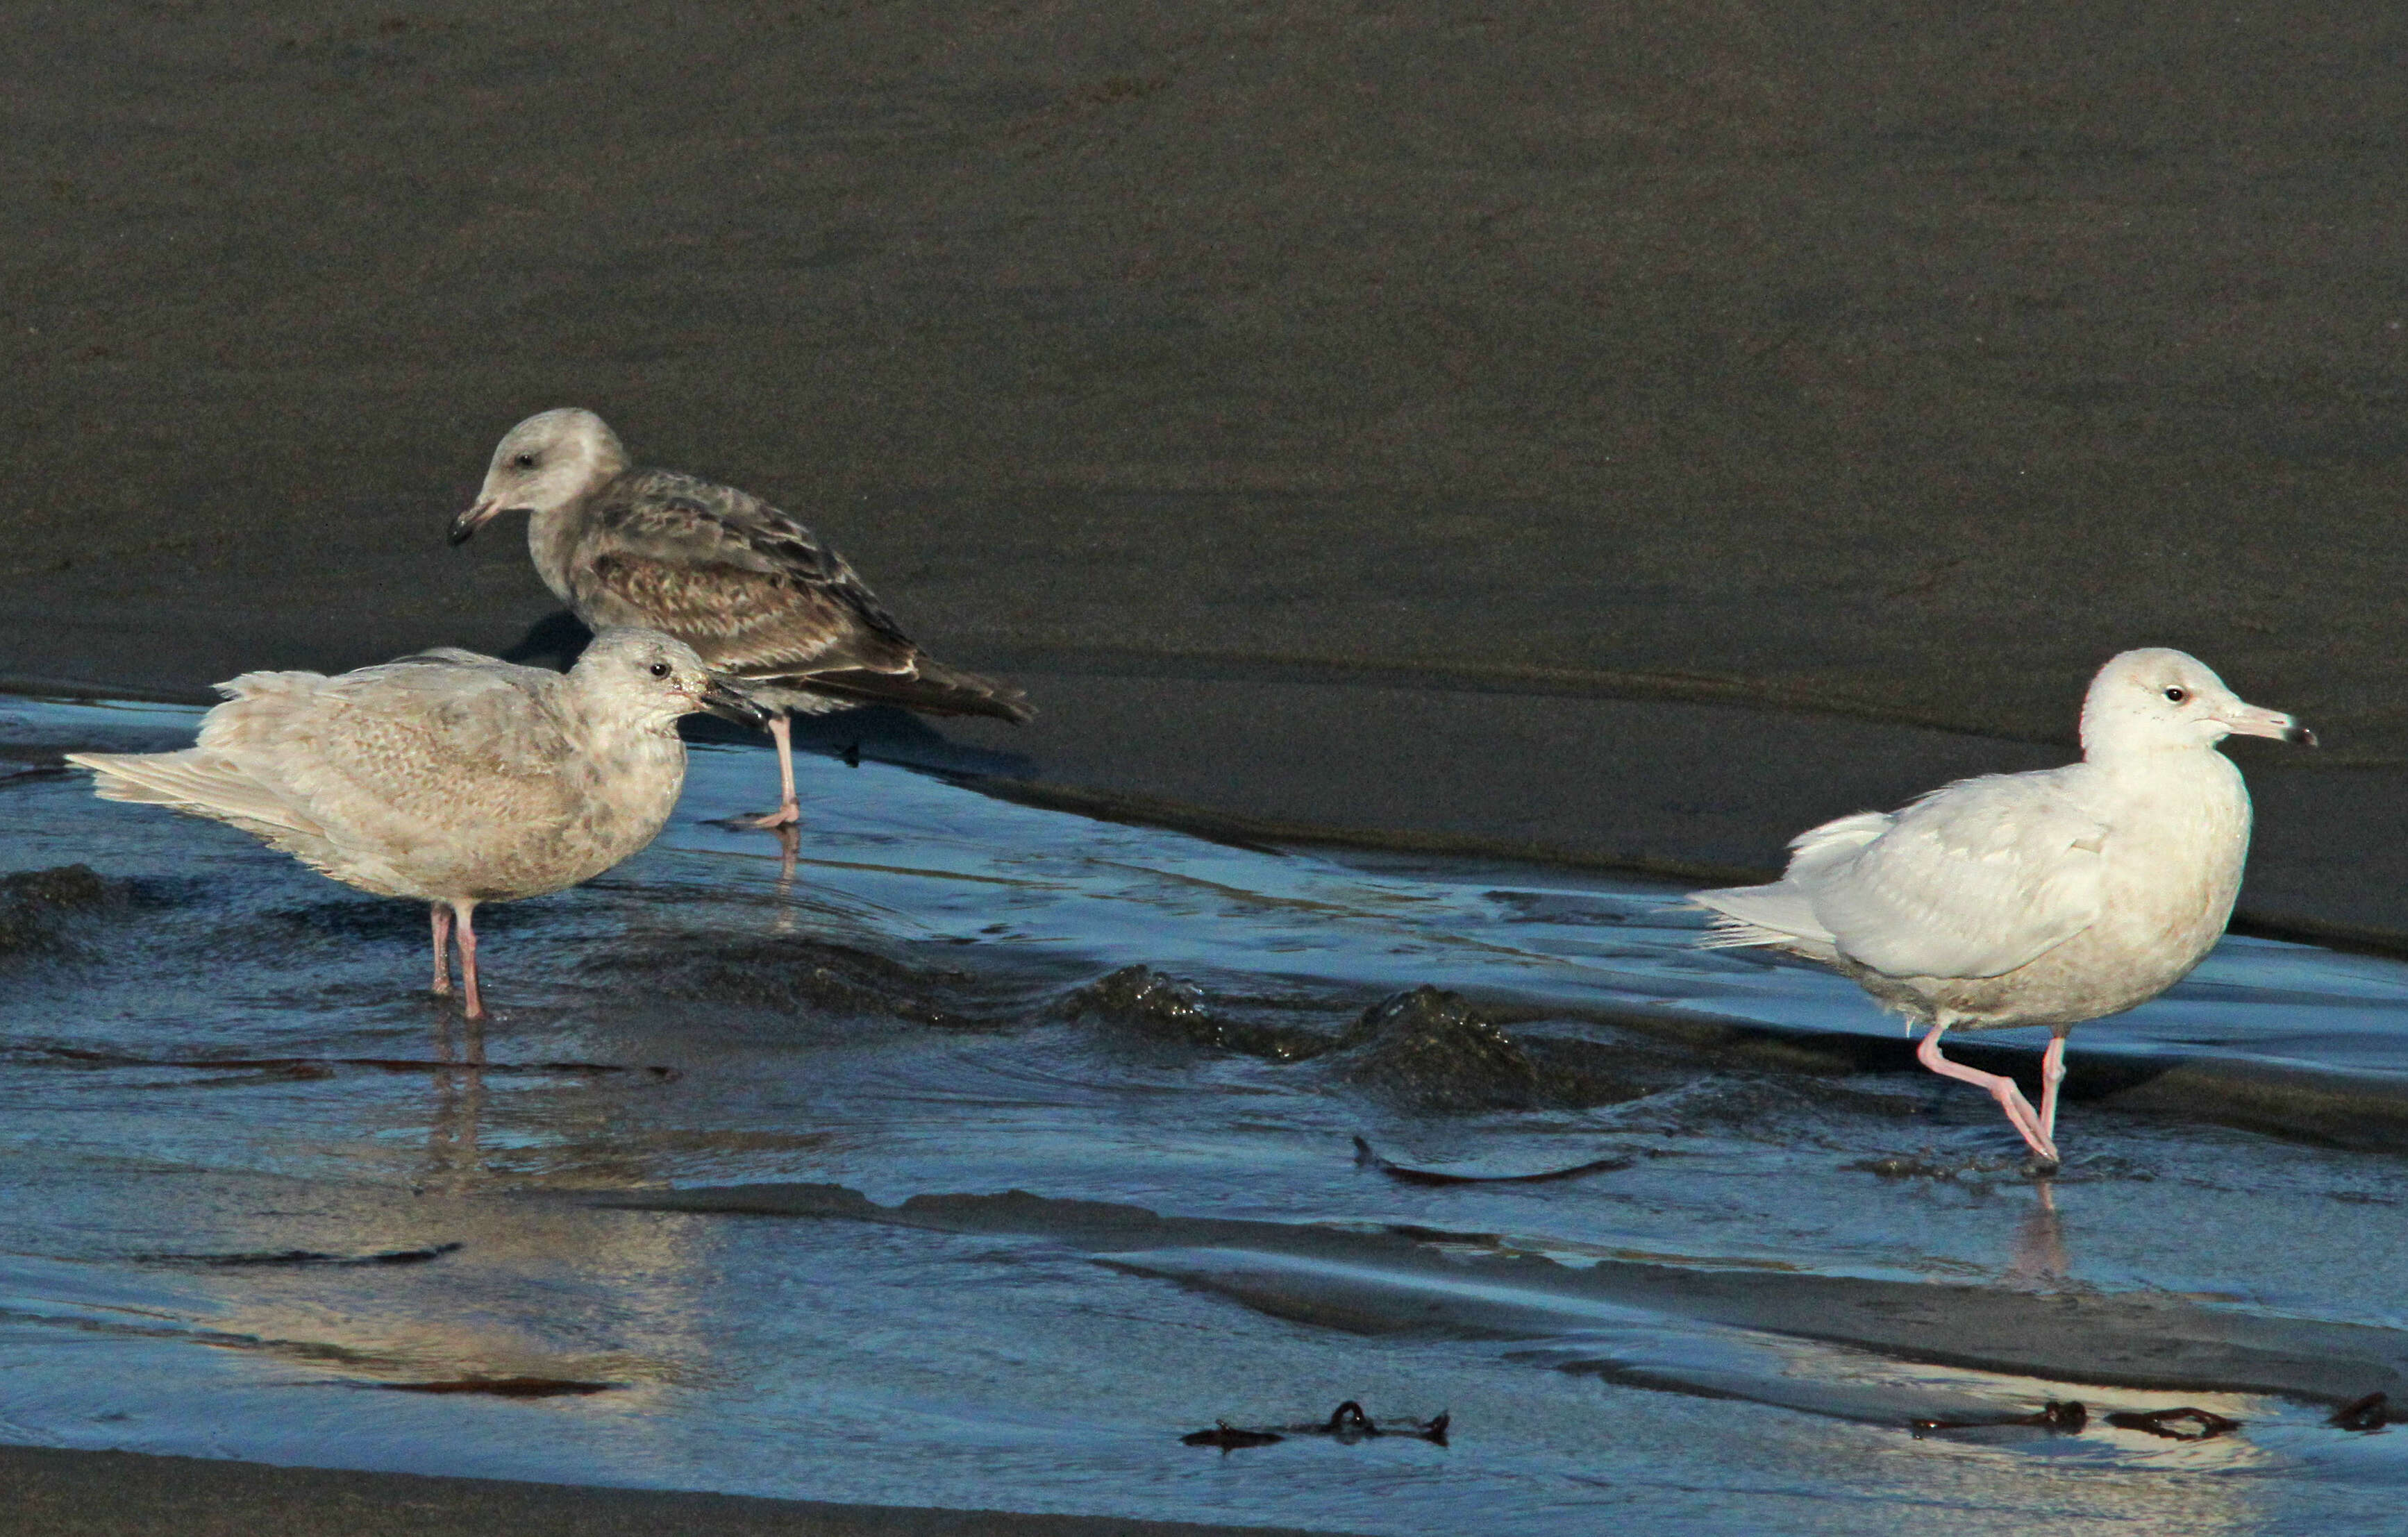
[1691,811,1892,959]
[565,470,1033,721]
[1807,770,2107,980]
[567,470,919,677]
[193,656,571,840]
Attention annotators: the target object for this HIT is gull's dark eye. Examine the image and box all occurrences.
[2164,686,2189,703]
[649,662,670,678]
[512,452,537,469]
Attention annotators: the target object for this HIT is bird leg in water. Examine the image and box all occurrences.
[739,714,803,830]
[2038,1030,2071,1142]
[452,900,485,1020]
[1916,1023,2059,1166]
[429,903,453,996]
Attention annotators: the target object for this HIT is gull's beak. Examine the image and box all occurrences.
[2221,703,2317,747]
[447,496,505,546]
[695,675,770,730]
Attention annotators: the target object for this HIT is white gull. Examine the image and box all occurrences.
[1689,648,2314,1167]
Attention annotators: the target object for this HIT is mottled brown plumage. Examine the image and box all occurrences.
[451,409,1031,828]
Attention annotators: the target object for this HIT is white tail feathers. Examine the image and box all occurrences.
[1693,910,1805,951]
[64,750,326,839]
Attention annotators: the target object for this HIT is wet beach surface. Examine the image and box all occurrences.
[12,2,2408,1528]
[8,694,2408,1534]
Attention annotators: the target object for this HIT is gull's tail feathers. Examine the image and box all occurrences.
[749,657,1036,724]
[1686,807,1894,959]
[1693,912,1810,952]
[1689,881,1838,955]
[65,750,326,841]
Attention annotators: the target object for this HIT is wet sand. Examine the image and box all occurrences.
[8,0,2408,1527]
[0,1445,1346,1537]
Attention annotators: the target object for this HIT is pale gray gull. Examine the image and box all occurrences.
[449,408,1033,832]
[66,628,764,1019]
[1689,648,2314,1168]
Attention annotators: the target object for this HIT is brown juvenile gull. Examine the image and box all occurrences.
[65,628,764,1019]
[1689,648,2314,1168]
[449,408,1034,832]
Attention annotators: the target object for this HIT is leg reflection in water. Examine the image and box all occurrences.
[2006,1181,2070,1288]
[428,1012,487,1194]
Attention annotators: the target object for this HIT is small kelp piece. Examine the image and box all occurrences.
[2103,1406,2241,1441]
[1305,1400,1451,1446]
[376,1376,619,1397]
[1319,1400,1376,1441]
[1182,1422,1285,1450]
[1912,1399,2088,1438]
[2331,1392,2391,1431]
[1185,1402,1450,1451]
[1353,1135,1632,1186]
[197,1242,462,1268]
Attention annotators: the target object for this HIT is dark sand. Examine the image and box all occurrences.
[7,0,2408,1525]
[0,1445,1348,1537]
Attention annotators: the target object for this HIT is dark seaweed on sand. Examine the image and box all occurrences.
[1183,1402,1450,1451]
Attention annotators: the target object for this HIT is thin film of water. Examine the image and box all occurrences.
[1,694,2406,1535]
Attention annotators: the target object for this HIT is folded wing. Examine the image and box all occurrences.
[569,472,1032,722]
[1696,772,2107,980]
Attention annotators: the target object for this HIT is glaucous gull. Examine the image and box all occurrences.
[1691,648,2314,1168]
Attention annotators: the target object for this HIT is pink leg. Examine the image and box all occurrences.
[1916,1023,2060,1166]
[454,900,485,1021]
[739,716,801,830]
[430,903,453,996]
[2038,1031,2070,1143]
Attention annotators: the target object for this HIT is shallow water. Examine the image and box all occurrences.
[3,694,2408,1534]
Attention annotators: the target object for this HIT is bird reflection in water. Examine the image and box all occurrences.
[2005,1180,2070,1289]
[427,1010,487,1193]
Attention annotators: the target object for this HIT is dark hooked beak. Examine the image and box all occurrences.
[697,675,770,730]
[447,497,515,546]
[2286,723,2319,748]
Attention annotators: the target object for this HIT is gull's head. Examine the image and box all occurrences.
[573,628,769,732]
[449,408,630,546]
[2080,647,2316,757]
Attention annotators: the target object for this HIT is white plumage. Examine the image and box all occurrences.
[1691,648,2314,1166]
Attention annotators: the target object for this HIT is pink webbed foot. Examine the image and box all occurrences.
[1916,1024,2061,1168]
